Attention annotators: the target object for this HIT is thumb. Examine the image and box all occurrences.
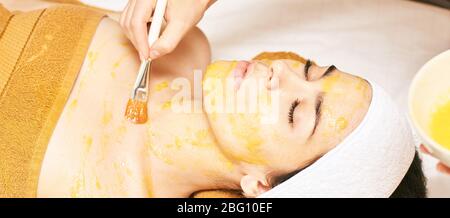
[149,20,190,60]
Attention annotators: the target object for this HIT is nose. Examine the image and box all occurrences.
[266,61,283,90]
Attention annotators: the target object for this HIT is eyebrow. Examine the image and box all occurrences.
[304,61,337,80]
[304,60,312,79]
[310,94,323,138]
[322,65,337,78]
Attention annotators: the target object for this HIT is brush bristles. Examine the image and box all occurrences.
[125,99,148,124]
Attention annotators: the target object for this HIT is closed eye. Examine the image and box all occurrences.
[311,95,323,137]
[288,99,301,126]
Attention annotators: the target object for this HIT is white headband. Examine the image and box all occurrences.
[259,81,415,198]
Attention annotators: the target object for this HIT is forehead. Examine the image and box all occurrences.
[313,68,372,145]
[323,70,368,91]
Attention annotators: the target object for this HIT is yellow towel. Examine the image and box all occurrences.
[0,4,104,198]
[43,0,118,14]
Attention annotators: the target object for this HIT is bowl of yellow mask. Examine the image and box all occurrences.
[409,50,450,166]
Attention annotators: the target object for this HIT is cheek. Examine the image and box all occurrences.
[204,61,238,81]
[203,62,238,115]
[228,114,263,154]
[212,113,268,165]
[257,125,304,162]
[320,106,349,136]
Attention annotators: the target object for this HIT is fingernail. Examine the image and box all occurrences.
[150,50,160,59]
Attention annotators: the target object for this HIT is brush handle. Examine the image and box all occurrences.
[148,0,168,47]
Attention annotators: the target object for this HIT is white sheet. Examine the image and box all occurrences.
[81,0,450,197]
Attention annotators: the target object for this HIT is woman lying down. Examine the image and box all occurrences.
[0,2,427,198]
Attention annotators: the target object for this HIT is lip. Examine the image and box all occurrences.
[233,61,252,90]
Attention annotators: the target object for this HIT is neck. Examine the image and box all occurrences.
[143,107,244,197]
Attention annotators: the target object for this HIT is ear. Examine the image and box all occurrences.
[240,175,271,197]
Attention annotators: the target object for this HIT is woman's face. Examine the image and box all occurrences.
[203,59,372,175]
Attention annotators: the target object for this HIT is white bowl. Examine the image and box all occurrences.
[408,50,450,166]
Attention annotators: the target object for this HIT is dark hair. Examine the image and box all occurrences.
[390,151,427,198]
[272,151,427,198]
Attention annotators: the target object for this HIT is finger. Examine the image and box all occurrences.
[437,163,450,175]
[125,0,138,50]
[119,1,129,27]
[130,0,156,60]
[149,20,190,60]
[120,1,132,38]
[120,0,136,45]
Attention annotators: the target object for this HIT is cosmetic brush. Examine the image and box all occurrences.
[125,0,168,124]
